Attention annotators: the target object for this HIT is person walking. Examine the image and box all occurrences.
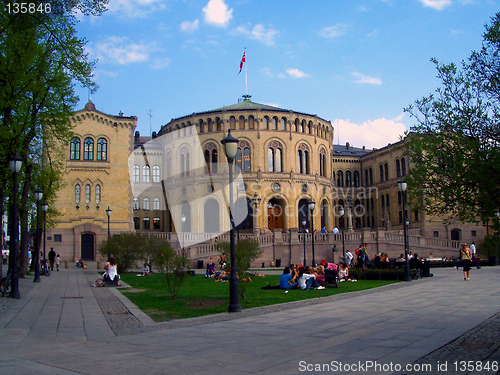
[460,243,472,281]
[48,247,56,271]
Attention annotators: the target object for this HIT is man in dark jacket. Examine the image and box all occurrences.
[48,247,56,271]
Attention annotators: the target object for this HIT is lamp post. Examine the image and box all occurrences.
[180,214,186,259]
[309,199,316,267]
[346,195,353,232]
[399,179,411,282]
[221,129,241,313]
[9,153,22,299]
[496,211,500,265]
[302,219,307,266]
[106,207,112,259]
[41,202,48,265]
[339,206,345,262]
[33,189,43,283]
[251,193,261,235]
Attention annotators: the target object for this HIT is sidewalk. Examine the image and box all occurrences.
[0,265,499,374]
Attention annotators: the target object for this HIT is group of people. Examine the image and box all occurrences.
[280,265,325,290]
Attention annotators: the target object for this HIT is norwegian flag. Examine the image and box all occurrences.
[238,50,246,75]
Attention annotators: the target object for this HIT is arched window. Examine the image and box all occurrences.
[381,195,385,208]
[281,117,286,131]
[143,165,150,183]
[153,197,160,210]
[216,118,222,131]
[319,149,327,177]
[272,117,278,130]
[295,118,299,132]
[301,120,306,133]
[268,141,283,172]
[207,119,213,132]
[384,163,389,181]
[70,138,80,160]
[97,138,107,161]
[133,165,140,183]
[235,148,242,172]
[95,184,101,203]
[354,171,360,187]
[386,194,390,208]
[401,157,407,176]
[308,121,313,134]
[152,165,160,183]
[230,116,236,130]
[243,147,251,172]
[180,147,190,177]
[396,159,401,177]
[346,171,352,187]
[85,184,91,204]
[143,197,150,210]
[365,169,368,186]
[204,143,218,174]
[75,184,80,203]
[337,171,344,187]
[199,119,204,133]
[239,116,245,130]
[297,144,309,174]
[369,168,373,185]
[380,165,384,182]
[133,197,139,210]
[83,137,94,160]
[248,116,254,129]
[263,116,269,130]
[235,141,251,173]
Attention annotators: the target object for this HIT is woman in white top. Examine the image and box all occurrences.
[105,257,120,285]
[298,266,325,290]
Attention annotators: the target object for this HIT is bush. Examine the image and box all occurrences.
[478,235,499,259]
[155,243,190,300]
[218,238,262,300]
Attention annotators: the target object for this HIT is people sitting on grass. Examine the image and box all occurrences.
[205,263,216,278]
[338,262,357,282]
[316,265,326,286]
[104,256,120,286]
[280,267,298,290]
[297,266,325,290]
[140,263,150,276]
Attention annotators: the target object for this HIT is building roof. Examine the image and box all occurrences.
[332,142,371,157]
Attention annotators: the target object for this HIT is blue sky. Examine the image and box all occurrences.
[74,0,499,148]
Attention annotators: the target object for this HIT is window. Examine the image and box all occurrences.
[75,184,80,203]
[295,118,299,132]
[230,116,236,130]
[263,116,269,130]
[401,157,407,176]
[204,144,218,174]
[346,171,352,187]
[380,165,384,182]
[143,197,150,210]
[143,217,150,229]
[297,144,309,174]
[415,211,419,221]
[85,184,91,204]
[133,197,139,210]
[354,171,360,187]
[153,218,161,229]
[272,117,278,130]
[166,152,171,179]
[381,195,385,208]
[153,165,160,183]
[396,159,401,177]
[97,138,107,161]
[95,184,101,203]
[83,137,94,160]
[180,147,190,177]
[134,217,140,229]
[207,119,213,132]
[281,117,286,131]
[337,171,344,187]
[239,116,245,130]
[267,142,283,172]
[369,168,373,185]
[54,234,62,242]
[243,147,251,172]
[142,165,150,183]
[384,163,389,181]
[386,194,390,208]
[70,138,80,160]
[133,165,140,183]
[319,149,326,177]
[433,231,439,238]
[472,230,477,237]
[365,169,368,186]
[216,118,222,131]
[153,197,160,210]
[301,120,305,133]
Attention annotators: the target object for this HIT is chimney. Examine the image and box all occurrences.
[346,142,350,150]
[134,131,140,141]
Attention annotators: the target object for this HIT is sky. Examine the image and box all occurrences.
[74,0,499,149]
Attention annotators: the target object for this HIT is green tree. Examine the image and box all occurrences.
[155,244,190,300]
[219,238,262,300]
[404,12,500,223]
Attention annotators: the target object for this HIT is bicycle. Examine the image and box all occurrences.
[40,259,51,277]
[0,270,12,297]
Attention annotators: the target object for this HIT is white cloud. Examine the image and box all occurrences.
[352,71,382,85]
[336,117,407,149]
[151,57,170,70]
[203,0,233,27]
[319,24,348,39]
[419,0,453,10]
[91,36,156,65]
[235,23,279,46]
[286,68,311,78]
[107,0,167,19]
[181,19,199,33]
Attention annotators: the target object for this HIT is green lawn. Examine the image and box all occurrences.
[119,272,398,322]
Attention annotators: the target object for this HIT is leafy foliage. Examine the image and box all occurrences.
[155,244,190,300]
[404,12,500,223]
[218,238,262,299]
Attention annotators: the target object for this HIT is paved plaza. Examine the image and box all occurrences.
[0,265,500,374]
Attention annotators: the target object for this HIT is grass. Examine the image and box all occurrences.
[119,272,398,322]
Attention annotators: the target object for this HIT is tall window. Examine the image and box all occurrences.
[401,157,407,176]
[83,137,94,160]
[96,138,107,161]
[319,149,326,177]
[384,163,389,181]
[369,168,373,185]
[85,184,91,204]
[301,120,305,133]
[143,165,150,183]
[70,138,80,160]
[143,217,150,229]
[379,165,384,182]
[230,116,236,130]
[95,184,101,203]
[204,144,218,174]
[133,197,140,210]
[75,184,80,203]
[263,116,269,130]
[153,165,161,183]
[180,147,190,177]
[354,171,360,187]
[281,117,286,130]
[248,116,254,129]
[396,159,401,177]
[239,116,245,130]
[243,147,251,172]
[365,169,368,186]
[235,141,250,173]
[337,171,344,187]
[153,197,160,210]
[346,171,352,187]
[143,197,150,210]
[297,144,309,174]
[272,117,278,130]
[133,165,140,183]
[267,141,282,172]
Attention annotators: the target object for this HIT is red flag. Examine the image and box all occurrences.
[238,50,246,75]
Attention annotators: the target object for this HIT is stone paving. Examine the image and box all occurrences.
[1,265,500,374]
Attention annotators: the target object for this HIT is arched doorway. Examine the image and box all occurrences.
[298,199,309,231]
[235,198,252,232]
[204,199,219,233]
[320,199,329,229]
[451,229,461,241]
[81,233,94,261]
[268,197,285,231]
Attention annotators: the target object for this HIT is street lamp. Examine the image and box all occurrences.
[180,214,186,259]
[339,206,345,262]
[302,219,307,266]
[33,189,43,283]
[221,129,241,313]
[41,202,48,268]
[106,207,112,259]
[399,179,411,282]
[251,193,261,234]
[9,153,22,299]
[308,199,316,267]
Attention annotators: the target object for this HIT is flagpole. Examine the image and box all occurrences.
[245,47,248,96]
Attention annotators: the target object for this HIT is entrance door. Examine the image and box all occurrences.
[451,229,461,241]
[267,206,284,231]
[81,233,94,261]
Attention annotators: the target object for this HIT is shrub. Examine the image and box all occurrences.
[155,243,190,300]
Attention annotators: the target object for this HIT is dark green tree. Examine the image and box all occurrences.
[404,12,500,223]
